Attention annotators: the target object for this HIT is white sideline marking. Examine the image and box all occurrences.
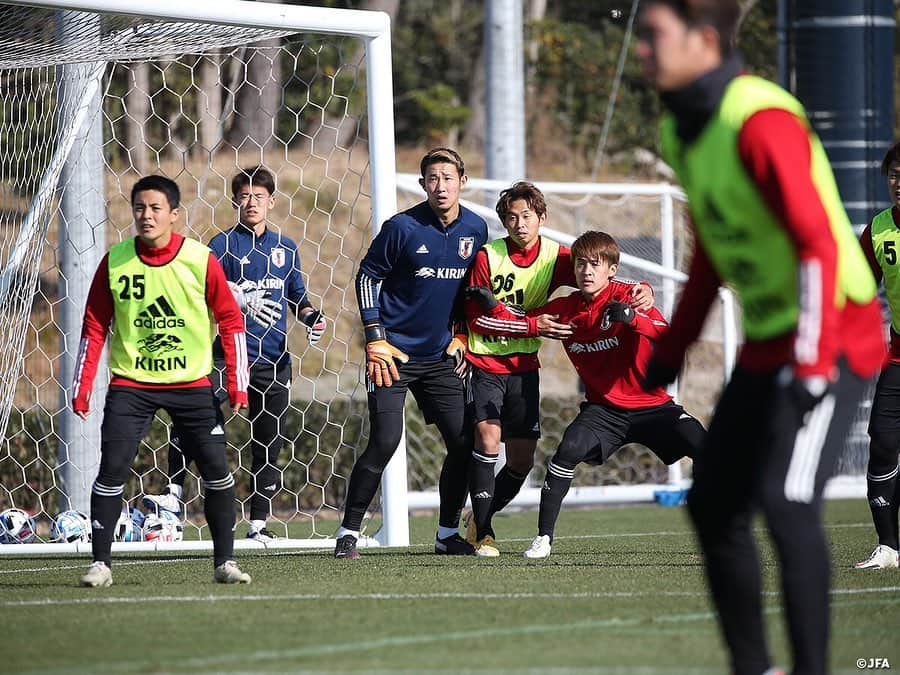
[16,596,898,675]
[4,586,898,609]
[0,557,189,575]
[0,521,873,573]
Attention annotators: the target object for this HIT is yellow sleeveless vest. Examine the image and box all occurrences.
[469,237,560,356]
[870,208,900,332]
[661,75,876,340]
[107,237,214,383]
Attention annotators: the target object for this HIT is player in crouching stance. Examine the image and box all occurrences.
[71,175,251,586]
[468,231,704,558]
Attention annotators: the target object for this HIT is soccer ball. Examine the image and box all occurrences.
[51,510,91,543]
[0,508,37,544]
[143,510,183,542]
[114,507,146,542]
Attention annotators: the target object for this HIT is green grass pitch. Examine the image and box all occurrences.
[1,499,897,674]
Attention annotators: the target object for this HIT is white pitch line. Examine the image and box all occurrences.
[0,521,874,574]
[18,596,899,675]
[4,586,899,609]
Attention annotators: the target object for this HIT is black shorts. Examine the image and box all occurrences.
[565,400,704,465]
[368,357,469,426]
[868,360,900,443]
[470,368,541,439]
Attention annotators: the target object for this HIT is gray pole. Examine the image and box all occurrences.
[776,0,790,90]
[792,0,894,228]
[484,0,526,182]
[57,11,106,514]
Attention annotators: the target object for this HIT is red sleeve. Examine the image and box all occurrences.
[205,253,248,406]
[651,231,721,369]
[859,224,883,285]
[549,246,577,290]
[463,249,493,329]
[71,255,114,413]
[738,108,838,378]
[631,306,669,340]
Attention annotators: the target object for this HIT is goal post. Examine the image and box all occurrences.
[0,0,409,552]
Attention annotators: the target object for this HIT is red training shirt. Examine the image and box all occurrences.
[481,279,671,409]
[652,108,885,380]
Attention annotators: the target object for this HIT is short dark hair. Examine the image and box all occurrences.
[495,181,547,222]
[881,141,900,176]
[571,230,620,268]
[131,175,180,208]
[232,166,276,197]
[643,0,741,55]
[420,147,465,178]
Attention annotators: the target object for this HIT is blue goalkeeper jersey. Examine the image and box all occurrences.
[356,201,488,361]
[210,224,312,367]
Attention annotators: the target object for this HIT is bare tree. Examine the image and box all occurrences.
[226,0,282,154]
[197,50,222,156]
[125,61,149,174]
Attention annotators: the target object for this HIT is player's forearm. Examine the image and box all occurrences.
[652,244,719,368]
[218,330,249,406]
[631,311,669,340]
[356,270,382,325]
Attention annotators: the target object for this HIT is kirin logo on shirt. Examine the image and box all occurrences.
[458,237,474,260]
[270,247,286,268]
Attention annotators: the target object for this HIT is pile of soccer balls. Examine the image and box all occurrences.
[0,505,184,544]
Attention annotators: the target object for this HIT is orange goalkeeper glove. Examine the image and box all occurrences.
[445,334,468,375]
[364,324,409,387]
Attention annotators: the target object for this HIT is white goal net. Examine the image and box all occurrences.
[0,0,404,551]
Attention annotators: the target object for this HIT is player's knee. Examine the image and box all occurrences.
[867,437,900,473]
[869,426,900,466]
[96,459,131,486]
[553,438,587,468]
[507,455,534,475]
[193,446,229,480]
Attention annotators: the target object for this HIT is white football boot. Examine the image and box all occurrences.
[80,561,112,587]
[523,534,552,559]
[214,560,252,584]
[854,545,899,570]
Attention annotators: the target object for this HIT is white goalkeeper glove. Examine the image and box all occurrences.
[301,309,326,345]
[228,281,283,328]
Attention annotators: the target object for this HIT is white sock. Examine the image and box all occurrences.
[249,519,266,534]
[437,526,459,540]
[335,526,359,540]
[167,484,183,499]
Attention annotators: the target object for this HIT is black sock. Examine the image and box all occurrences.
[469,450,498,539]
[438,443,470,530]
[342,462,383,532]
[203,478,236,567]
[868,468,899,550]
[89,484,123,567]
[537,460,575,540]
[491,466,528,517]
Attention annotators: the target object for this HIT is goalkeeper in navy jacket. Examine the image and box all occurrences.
[333,148,488,559]
[144,167,325,542]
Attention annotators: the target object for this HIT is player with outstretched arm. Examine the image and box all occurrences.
[468,230,704,558]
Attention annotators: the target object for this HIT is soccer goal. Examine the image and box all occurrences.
[0,0,408,552]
